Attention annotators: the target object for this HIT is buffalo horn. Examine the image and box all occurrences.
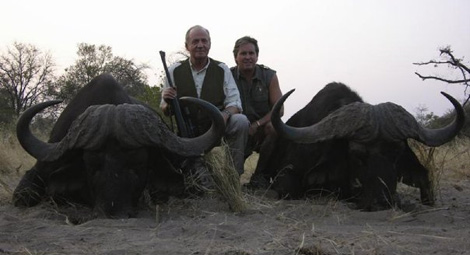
[17,98,225,161]
[415,92,465,146]
[16,100,63,160]
[271,89,465,146]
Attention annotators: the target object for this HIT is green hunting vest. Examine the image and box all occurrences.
[173,58,226,135]
[231,64,275,123]
[174,58,225,108]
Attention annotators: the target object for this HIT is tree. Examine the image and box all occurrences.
[0,42,56,117]
[133,84,173,129]
[414,46,470,137]
[414,46,470,106]
[0,89,15,125]
[415,105,439,128]
[52,43,149,103]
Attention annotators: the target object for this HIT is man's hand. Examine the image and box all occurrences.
[249,121,259,136]
[161,87,178,116]
[162,87,177,103]
[221,109,231,124]
[249,121,275,136]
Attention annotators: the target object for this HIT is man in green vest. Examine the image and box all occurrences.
[230,36,284,188]
[161,25,249,178]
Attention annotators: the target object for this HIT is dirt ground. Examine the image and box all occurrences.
[1,171,469,255]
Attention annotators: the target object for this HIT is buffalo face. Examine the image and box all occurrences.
[82,143,150,218]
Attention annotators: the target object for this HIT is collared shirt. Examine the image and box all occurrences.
[162,58,243,112]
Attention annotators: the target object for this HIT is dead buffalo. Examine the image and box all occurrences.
[13,74,224,218]
[253,82,465,211]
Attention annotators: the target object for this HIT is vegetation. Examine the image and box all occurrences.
[49,43,151,103]
[1,41,167,130]
[411,46,470,197]
[414,46,470,138]
[0,42,55,125]
[414,46,469,105]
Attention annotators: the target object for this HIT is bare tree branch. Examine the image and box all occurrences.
[414,72,470,84]
[414,46,469,106]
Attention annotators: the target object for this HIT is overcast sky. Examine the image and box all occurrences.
[2,0,469,119]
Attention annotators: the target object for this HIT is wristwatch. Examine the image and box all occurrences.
[223,109,232,119]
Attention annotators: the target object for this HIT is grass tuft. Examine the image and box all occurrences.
[204,142,247,212]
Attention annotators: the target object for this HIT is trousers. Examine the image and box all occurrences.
[224,113,250,175]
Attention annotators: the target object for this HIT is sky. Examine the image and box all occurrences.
[2,0,469,120]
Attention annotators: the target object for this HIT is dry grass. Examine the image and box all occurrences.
[410,138,470,199]
[0,132,35,204]
[433,139,470,179]
[204,143,247,212]
[0,133,35,174]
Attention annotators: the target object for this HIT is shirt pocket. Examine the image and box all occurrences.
[250,84,270,114]
[251,84,268,103]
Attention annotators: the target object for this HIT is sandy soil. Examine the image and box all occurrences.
[1,174,469,255]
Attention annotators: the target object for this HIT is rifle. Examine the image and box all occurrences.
[159,51,194,138]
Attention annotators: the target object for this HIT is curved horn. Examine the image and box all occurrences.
[18,97,225,161]
[416,92,465,146]
[272,89,373,143]
[16,100,62,160]
[271,89,306,142]
[272,90,466,146]
[112,97,225,157]
[175,97,225,154]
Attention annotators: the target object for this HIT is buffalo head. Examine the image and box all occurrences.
[270,88,465,210]
[14,88,224,218]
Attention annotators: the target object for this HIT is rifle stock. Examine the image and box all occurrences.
[159,51,193,138]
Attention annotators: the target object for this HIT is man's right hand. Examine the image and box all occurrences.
[162,87,177,103]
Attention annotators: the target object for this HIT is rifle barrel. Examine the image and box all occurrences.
[159,51,190,137]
